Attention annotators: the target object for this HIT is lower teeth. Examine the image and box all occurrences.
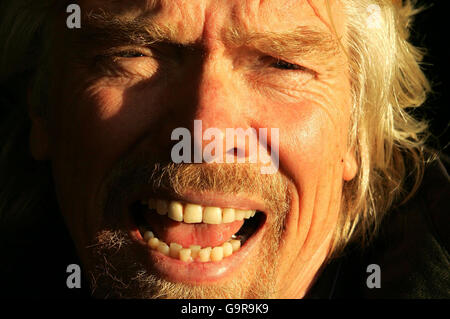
[141,229,241,263]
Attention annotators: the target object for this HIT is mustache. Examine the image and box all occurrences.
[102,156,291,223]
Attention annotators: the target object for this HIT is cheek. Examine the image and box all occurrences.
[52,87,134,172]
[49,82,168,243]
[262,99,348,185]
[52,81,165,174]
[49,84,152,226]
[79,86,146,159]
[285,115,341,190]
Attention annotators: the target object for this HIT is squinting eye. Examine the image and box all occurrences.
[271,59,303,70]
[116,50,146,58]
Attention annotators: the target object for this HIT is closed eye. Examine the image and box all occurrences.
[271,59,303,70]
[115,50,147,58]
[257,55,314,74]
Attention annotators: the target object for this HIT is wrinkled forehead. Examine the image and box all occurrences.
[79,0,346,43]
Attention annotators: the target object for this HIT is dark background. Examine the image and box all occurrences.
[410,0,450,156]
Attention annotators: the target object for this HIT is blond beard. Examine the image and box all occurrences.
[87,226,281,299]
[84,161,289,299]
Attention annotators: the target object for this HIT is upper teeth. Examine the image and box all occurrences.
[144,199,256,224]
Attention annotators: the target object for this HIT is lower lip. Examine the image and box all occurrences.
[127,215,266,284]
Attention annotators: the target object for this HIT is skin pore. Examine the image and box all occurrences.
[30,0,357,298]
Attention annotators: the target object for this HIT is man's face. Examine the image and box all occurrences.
[36,0,357,298]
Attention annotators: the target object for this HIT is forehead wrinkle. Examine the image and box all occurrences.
[305,0,347,40]
[306,0,333,33]
[82,0,162,17]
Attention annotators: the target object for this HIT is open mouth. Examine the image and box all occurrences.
[128,196,267,283]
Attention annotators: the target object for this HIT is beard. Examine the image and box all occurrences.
[84,156,290,299]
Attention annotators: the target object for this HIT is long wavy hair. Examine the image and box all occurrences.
[0,0,434,258]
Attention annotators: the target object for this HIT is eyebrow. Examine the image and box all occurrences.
[73,11,177,49]
[224,26,340,63]
[76,10,340,63]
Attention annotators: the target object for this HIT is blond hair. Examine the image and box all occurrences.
[330,0,432,256]
[0,0,433,257]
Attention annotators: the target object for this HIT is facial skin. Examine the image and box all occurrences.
[30,0,357,298]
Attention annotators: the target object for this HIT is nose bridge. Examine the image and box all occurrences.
[190,52,257,161]
[195,51,236,129]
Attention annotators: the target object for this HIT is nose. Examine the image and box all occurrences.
[178,50,258,164]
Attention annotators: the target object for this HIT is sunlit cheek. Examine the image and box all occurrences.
[291,119,328,167]
[87,86,127,121]
[273,102,345,187]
